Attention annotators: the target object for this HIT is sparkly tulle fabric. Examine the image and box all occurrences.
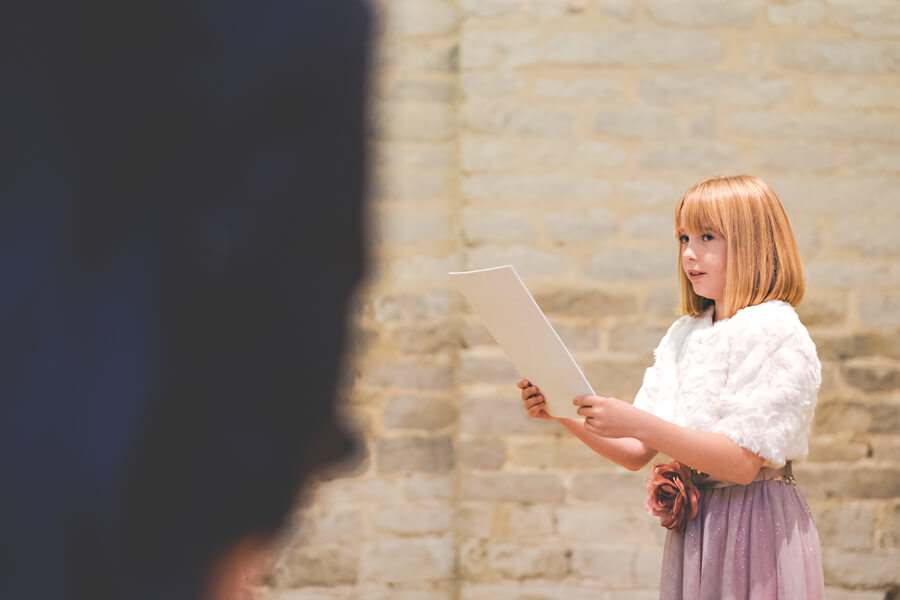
[658,479,824,599]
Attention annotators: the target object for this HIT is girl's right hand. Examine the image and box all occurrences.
[517,379,553,419]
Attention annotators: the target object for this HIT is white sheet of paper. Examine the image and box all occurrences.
[449,264,593,420]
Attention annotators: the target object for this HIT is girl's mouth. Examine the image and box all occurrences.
[688,270,706,280]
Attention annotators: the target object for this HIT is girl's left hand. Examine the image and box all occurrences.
[574,395,642,439]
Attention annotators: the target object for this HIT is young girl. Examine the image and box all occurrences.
[518,175,824,599]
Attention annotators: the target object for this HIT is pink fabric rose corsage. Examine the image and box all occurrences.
[644,461,700,534]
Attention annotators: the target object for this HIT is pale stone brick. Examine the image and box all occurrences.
[372,141,454,170]
[571,470,650,505]
[470,542,569,580]
[827,0,900,38]
[795,464,900,500]
[461,71,523,97]
[462,174,610,203]
[461,139,520,173]
[461,319,497,347]
[460,29,540,68]
[373,290,451,323]
[459,438,507,469]
[553,322,599,350]
[500,504,555,538]
[881,501,900,549]
[521,140,626,169]
[811,503,876,550]
[835,214,900,257]
[545,209,618,243]
[535,76,621,100]
[383,394,458,430]
[645,286,679,320]
[461,472,565,502]
[461,583,603,600]
[373,208,451,244]
[860,291,900,328]
[374,102,456,141]
[272,544,359,586]
[768,0,826,25]
[640,73,792,107]
[533,287,638,317]
[556,505,662,545]
[872,437,900,461]
[646,0,756,26]
[255,590,340,600]
[463,102,576,136]
[377,39,459,72]
[362,360,454,390]
[581,358,649,400]
[821,589,889,600]
[466,245,574,277]
[391,254,463,284]
[625,213,673,240]
[604,0,634,21]
[460,0,520,17]
[842,362,900,393]
[462,208,533,243]
[295,509,364,545]
[456,505,494,537]
[524,0,590,18]
[347,591,451,600]
[637,140,743,171]
[811,80,900,110]
[814,331,900,362]
[459,352,521,385]
[776,41,900,74]
[767,176,900,216]
[384,0,459,37]
[726,111,900,142]
[757,142,843,171]
[372,506,454,535]
[622,179,679,206]
[390,322,459,355]
[361,537,454,583]
[812,400,872,435]
[312,477,403,506]
[805,260,896,288]
[507,439,607,469]
[807,436,870,462]
[404,474,453,501]
[377,436,454,473]
[543,31,724,65]
[586,249,674,282]
[822,548,900,587]
[594,108,700,138]
[609,323,667,354]
[373,166,452,203]
[459,395,556,435]
[385,79,457,103]
[571,546,656,586]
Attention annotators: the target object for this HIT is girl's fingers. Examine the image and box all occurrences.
[525,395,545,409]
[517,379,531,389]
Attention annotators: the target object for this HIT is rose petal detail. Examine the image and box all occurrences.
[644,460,700,534]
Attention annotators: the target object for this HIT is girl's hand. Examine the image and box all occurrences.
[574,395,643,438]
[517,379,553,420]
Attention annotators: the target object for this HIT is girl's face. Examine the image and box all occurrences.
[679,230,727,307]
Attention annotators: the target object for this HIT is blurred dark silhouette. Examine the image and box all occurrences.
[0,1,372,599]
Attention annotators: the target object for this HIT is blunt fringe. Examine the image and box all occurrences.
[674,175,805,319]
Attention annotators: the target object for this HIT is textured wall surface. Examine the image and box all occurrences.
[254,1,900,598]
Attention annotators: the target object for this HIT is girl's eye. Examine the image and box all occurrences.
[678,235,689,243]
[701,234,715,242]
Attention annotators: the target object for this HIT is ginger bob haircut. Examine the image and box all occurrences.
[674,174,806,320]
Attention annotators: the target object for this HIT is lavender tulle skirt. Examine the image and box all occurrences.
[657,468,824,599]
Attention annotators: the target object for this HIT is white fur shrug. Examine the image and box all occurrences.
[633,300,821,468]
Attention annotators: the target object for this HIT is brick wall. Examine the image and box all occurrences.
[254,1,900,598]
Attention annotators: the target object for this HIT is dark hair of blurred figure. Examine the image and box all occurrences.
[0,2,372,599]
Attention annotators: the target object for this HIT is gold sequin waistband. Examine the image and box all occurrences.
[691,461,796,489]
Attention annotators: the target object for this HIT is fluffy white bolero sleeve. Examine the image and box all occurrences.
[632,300,821,468]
